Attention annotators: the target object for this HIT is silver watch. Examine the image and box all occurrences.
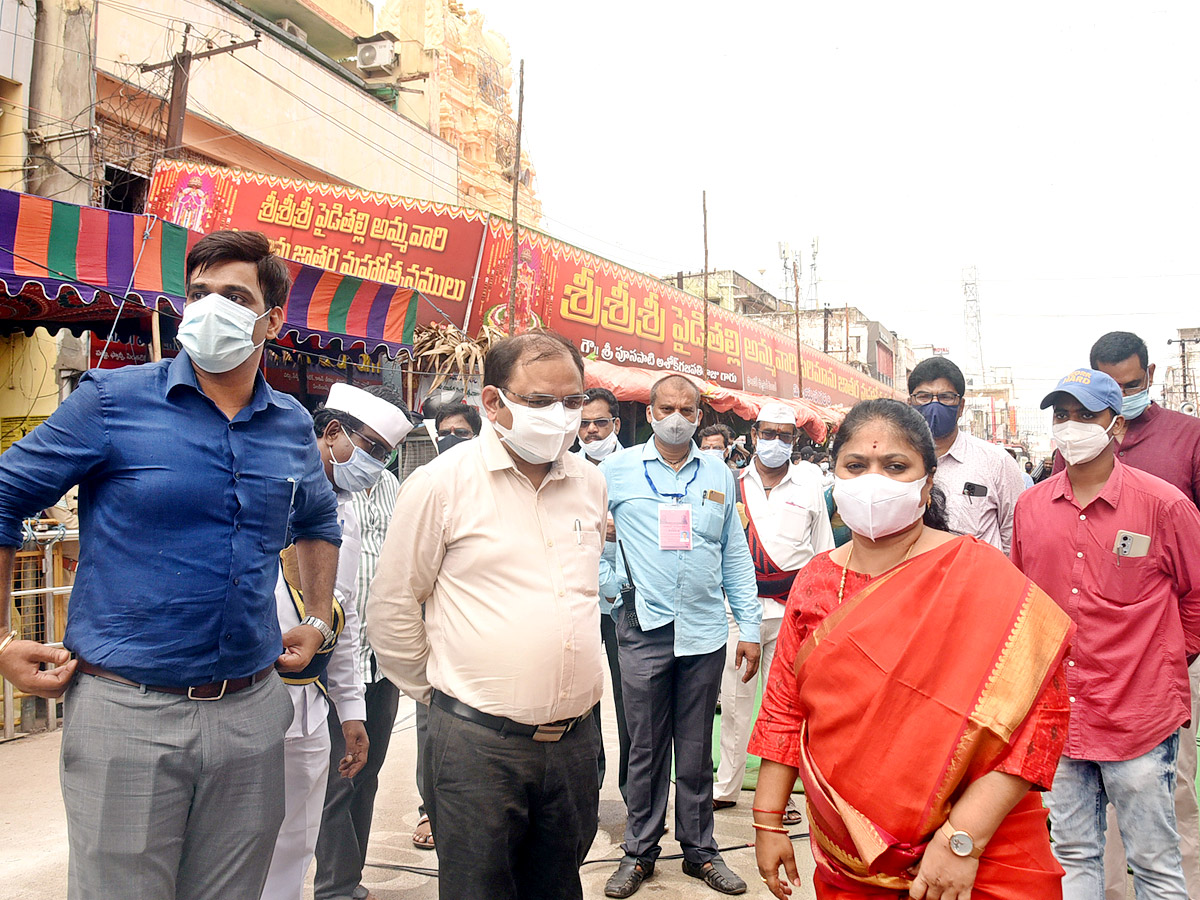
[300,615,335,650]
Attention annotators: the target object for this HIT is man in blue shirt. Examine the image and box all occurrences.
[601,374,760,898]
[0,230,341,900]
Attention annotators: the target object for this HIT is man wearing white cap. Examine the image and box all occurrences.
[263,382,414,900]
[713,402,834,817]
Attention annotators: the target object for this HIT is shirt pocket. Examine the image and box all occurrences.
[777,504,815,540]
[557,528,602,599]
[695,502,725,542]
[1097,552,1161,606]
[252,475,297,553]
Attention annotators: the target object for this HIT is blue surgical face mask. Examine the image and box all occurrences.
[1122,387,1151,420]
[915,400,959,439]
[330,442,386,493]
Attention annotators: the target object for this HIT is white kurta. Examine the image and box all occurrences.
[261,494,367,900]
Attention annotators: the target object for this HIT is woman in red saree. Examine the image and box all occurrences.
[749,399,1074,900]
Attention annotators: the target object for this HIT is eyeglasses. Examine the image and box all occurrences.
[349,429,392,462]
[437,427,475,438]
[502,389,590,410]
[580,417,614,429]
[909,391,962,407]
[756,428,797,444]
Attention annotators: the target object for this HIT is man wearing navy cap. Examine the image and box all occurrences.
[1011,368,1200,900]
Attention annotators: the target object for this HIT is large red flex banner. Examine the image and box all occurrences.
[145,160,487,332]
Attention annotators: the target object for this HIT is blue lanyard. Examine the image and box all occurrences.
[643,458,699,503]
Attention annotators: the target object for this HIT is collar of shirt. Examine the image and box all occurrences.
[1048,456,1124,511]
[940,429,968,464]
[165,351,287,418]
[740,460,803,490]
[641,435,700,468]
[1120,401,1161,452]
[479,421,576,484]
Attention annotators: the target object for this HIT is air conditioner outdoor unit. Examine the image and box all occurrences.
[357,40,397,76]
[276,18,308,44]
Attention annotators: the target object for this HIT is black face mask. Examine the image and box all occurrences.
[437,433,469,455]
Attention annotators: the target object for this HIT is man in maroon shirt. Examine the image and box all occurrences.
[1013,367,1200,900]
[1052,332,1200,899]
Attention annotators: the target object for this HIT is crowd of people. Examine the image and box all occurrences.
[0,231,1199,900]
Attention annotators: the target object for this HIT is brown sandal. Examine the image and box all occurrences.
[412,814,435,850]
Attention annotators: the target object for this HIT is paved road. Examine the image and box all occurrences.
[2,678,816,899]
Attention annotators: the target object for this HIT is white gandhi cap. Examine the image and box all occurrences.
[325,382,413,447]
[756,401,797,426]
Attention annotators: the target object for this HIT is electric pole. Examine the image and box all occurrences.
[702,191,709,379]
[963,265,985,386]
[792,256,803,396]
[507,59,525,335]
[1168,335,1200,407]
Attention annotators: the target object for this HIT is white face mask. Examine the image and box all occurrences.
[702,447,727,462]
[494,391,582,464]
[330,442,386,493]
[756,438,793,469]
[581,430,619,460]
[650,410,699,445]
[832,473,927,541]
[1053,419,1117,466]
[178,293,270,373]
[820,461,830,473]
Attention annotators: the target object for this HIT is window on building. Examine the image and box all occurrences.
[103,165,148,213]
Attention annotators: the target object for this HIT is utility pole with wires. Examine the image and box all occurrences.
[1168,335,1200,409]
[702,190,709,379]
[506,59,525,335]
[963,265,985,387]
[792,256,803,397]
[140,26,261,160]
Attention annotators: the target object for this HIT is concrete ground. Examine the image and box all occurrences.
[2,677,816,900]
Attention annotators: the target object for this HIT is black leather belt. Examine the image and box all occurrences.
[431,689,589,743]
[77,660,276,700]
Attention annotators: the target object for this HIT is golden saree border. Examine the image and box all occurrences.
[793,561,909,673]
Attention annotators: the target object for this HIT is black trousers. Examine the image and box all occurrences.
[592,610,631,802]
[425,699,600,900]
[314,677,401,900]
[617,617,725,866]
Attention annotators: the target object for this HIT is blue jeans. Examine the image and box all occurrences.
[1046,734,1187,900]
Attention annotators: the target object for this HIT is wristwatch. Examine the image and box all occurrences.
[939,820,985,859]
[300,615,336,651]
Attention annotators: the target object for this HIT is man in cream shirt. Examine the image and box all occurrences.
[714,403,834,817]
[367,332,607,900]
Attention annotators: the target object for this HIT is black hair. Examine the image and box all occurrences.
[435,402,481,435]
[1090,331,1148,370]
[907,357,966,398]
[831,398,951,532]
[799,446,816,461]
[698,423,733,447]
[649,374,702,407]
[186,230,292,310]
[483,331,584,391]
[584,387,619,418]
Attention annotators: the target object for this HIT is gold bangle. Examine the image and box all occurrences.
[0,630,18,658]
[752,822,790,835]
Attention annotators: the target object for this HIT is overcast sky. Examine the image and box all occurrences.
[446,1,1199,418]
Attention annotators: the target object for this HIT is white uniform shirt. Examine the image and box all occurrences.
[739,460,836,620]
[276,492,367,737]
[934,430,1027,555]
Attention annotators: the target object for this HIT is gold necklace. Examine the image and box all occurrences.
[837,529,923,605]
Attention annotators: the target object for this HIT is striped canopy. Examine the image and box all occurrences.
[0,187,420,356]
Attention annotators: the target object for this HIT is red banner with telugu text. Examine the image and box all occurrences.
[145,160,487,331]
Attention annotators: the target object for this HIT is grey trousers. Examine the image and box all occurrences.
[616,616,725,866]
[593,610,630,803]
[60,670,294,900]
[314,677,401,900]
[425,699,600,900]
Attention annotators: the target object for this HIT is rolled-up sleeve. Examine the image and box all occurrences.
[365,466,446,703]
[0,377,109,547]
[288,433,341,547]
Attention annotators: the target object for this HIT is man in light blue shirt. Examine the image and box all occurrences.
[600,375,760,898]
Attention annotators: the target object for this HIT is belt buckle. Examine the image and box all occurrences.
[188,679,228,701]
[532,723,566,742]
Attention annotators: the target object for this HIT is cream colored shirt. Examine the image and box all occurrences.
[366,424,608,725]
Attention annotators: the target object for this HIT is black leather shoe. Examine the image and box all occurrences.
[605,856,653,898]
[682,857,747,895]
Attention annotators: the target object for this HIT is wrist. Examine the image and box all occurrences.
[939,819,986,859]
[0,630,18,659]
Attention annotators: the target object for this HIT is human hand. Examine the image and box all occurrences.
[338,720,369,778]
[736,640,761,682]
[276,625,323,672]
[756,830,801,898]
[605,514,617,543]
[0,640,76,698]
[908,832,980,899]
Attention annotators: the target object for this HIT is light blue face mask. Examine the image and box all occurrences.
[330,443,386,493]
[756,438,793,468]
[1122,387,1151,420]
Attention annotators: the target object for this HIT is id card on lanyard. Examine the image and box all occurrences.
[658,506,693,550]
